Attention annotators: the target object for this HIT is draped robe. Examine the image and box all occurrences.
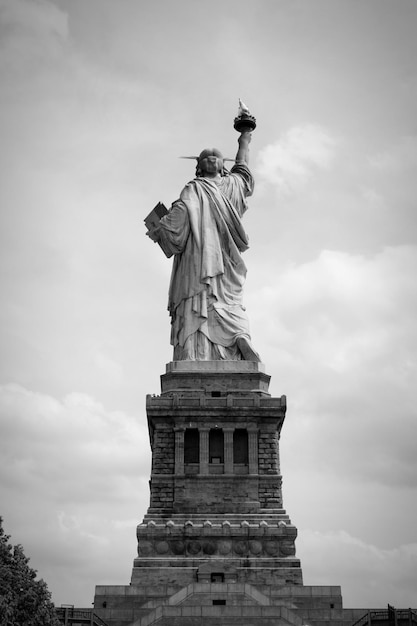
[158,162,256,361]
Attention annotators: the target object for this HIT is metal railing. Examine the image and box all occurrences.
[55,607,108,626]
[351,608,417,626]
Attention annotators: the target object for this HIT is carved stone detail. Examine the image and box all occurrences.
[138,535,296,558]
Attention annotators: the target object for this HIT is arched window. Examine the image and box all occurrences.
[209,429,224,464]
[233,429,248,464]
[184,428,199,464]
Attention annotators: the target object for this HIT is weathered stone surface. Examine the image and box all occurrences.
[94,364,344,626]
[160,360,272,395]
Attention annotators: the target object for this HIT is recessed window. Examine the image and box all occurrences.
[233,429,248,464]
[209,429,224,463]
[211,573,224,583]
[184,429,199,464]
[212,599,226,606]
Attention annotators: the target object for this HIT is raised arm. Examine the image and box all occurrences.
[235,131,252,165]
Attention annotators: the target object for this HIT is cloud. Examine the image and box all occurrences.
[0,0,173,412]
[248,245,417,487]
[0,384,149,498]
[0,0,68,44]
[93,351,124,387]
[298,529,417,608]
[252,245,417,370]
[0,384,150,604]
[0,0,69,90]
[256,124,337,195]
[0,0,416,612]
[369,134,417,172]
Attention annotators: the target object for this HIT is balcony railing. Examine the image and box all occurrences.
[351,608,417,626]
[55,607,108,626]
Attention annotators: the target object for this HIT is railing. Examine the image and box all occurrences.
[397,609,417,624]
[55,607,108,626]
[352,608,417,626]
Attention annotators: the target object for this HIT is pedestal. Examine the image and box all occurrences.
[94,362,343,626]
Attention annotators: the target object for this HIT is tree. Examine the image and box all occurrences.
[0,517,60,626]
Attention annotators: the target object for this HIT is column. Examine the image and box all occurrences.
[248,429,258,475]
[200,428,209,475]
[224,428,234,474]
[174,427,184,475]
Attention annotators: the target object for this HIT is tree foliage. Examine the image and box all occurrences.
[0,518,60,626]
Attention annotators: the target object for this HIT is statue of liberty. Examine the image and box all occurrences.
[146,102,260,362]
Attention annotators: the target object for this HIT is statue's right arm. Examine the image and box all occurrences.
[235,131,252,165]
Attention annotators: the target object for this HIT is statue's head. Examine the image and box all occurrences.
[196,148,225,178]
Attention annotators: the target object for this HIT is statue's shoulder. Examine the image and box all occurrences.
[178,179,202,206]
[230,162,254,193]
[231,161,252,175]
[184,178,201,189]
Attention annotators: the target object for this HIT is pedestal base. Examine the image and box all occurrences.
[93,363,344,626]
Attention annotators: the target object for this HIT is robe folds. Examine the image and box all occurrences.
[158,162,256,361]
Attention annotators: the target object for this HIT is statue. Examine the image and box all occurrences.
[146,102,260,362]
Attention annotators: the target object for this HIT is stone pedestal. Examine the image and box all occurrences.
[94,362,343,626]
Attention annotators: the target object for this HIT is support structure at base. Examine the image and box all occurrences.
[94,362,343,626]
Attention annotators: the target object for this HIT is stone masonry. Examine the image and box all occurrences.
[94,361,344,626]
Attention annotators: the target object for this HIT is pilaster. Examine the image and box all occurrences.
[224,428,234,474]
[200,428,209,475]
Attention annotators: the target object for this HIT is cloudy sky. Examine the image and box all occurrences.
[1,0,416,611]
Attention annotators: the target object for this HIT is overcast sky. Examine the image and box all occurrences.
[1,0,416,611]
